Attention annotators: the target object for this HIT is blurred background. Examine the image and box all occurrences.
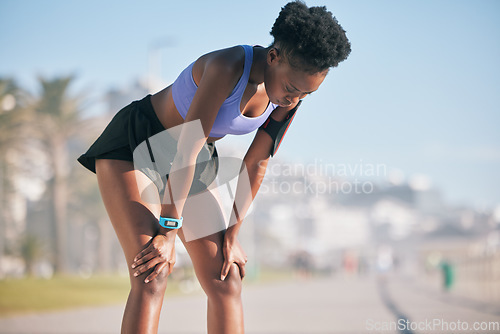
[0,0,499,333]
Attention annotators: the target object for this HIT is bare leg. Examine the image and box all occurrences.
[96,158,244,333]
[96,159,165,334]
[177,190,245,334]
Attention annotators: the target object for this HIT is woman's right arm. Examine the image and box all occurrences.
[158,50,243,232]
[131,49,244,283]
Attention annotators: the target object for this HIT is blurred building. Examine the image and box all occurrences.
[251,156,499,292]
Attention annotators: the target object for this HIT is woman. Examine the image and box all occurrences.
[77,1,350,333]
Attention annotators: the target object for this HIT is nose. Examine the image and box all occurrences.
[285,95,301,105]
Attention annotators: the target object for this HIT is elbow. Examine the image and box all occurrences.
[244,146,270,166]
[243,154,269,176]
[244,153,267,167]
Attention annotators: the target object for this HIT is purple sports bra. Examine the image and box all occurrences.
[171,45,278,138]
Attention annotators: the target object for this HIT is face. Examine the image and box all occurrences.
[264,48,328,108]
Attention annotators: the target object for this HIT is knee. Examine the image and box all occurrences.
[130,268,169,298]
[204,264,242,301]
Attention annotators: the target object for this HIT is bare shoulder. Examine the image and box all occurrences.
[191,45,246,88]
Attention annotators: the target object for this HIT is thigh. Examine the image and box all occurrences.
[95,158,162,268]
[179,228,242,294]
[179,185,227,242]
[177,189,242,291]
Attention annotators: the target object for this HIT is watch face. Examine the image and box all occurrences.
[166,221,178,227]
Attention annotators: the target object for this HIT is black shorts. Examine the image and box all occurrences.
[77,94,219,196]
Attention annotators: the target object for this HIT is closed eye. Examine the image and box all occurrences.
[288,83,316,95]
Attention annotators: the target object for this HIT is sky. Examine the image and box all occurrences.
[1,0,499,210]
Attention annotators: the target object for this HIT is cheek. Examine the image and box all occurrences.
[267,85,285,104]
[264,76,277,99]
[264,68,288,102]
[268,83,280,98]
[268,78,285,99]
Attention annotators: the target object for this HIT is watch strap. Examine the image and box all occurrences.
[159,216,183,229]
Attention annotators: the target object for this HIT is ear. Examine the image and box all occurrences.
[267,47,281,66]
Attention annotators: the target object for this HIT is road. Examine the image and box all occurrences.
[0,274,499,334]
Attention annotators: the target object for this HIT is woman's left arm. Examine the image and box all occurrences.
[220,104,298,280]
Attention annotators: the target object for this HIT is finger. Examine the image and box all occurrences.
[133,256,163,278]
[167,261,174,276]
[132,244,154,267]
[134,245,151,262]
[145,261,168,283]
[131,249,158,269]
[221,260,232,281]
[238,262,246,279]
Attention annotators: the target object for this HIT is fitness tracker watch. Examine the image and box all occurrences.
[159,216,183,229]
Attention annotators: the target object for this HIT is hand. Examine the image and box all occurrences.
[131,234,176,283]
[220,233,247,281]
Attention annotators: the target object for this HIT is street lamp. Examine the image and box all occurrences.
[148,37,177,93]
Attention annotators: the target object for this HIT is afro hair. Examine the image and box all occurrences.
[270,1,351,72]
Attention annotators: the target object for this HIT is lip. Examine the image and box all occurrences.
[277,100,292,108]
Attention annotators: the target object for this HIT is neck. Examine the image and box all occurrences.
[249,45,271,85]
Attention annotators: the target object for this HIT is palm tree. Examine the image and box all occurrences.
[30,75,90,274]
[0,78,31,263]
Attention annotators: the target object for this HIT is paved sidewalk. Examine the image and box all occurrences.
[379,276,500,334]
[0,275,498,334]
